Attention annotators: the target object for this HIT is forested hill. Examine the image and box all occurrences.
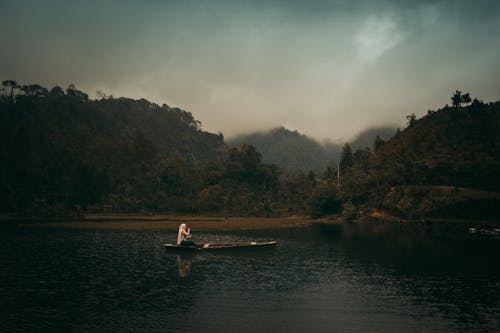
[2,82,499,220]
[341,99,500,219]
[228,127,338,172]
[0,82,225,212]
[366,100,500,190]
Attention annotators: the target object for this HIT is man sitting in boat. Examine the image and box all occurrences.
[177,223,195,246]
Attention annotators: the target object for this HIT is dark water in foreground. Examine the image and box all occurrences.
[1,222,499,332]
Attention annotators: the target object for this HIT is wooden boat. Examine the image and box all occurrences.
[163,241,277,252]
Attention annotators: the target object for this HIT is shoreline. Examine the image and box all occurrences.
[3,212,498,230]
[14,215,331,231]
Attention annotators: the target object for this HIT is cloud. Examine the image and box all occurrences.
[353,15,404,64]
[1,0,499,142]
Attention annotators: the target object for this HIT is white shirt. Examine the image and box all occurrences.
[177,224,190,245]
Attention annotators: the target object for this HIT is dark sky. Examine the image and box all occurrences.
[1,0,500,141]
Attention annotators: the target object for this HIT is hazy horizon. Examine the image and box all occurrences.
[1,0,499,141]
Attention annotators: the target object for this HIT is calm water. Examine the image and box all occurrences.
[1,222,499,332]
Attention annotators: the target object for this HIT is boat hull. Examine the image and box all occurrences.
[163,241,277,252]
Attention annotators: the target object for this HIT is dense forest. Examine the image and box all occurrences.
[0,81,226,214]
[1,82,499,220]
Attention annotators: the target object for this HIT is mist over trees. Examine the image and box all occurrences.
[228,126,396,173]
[350,126,397,151]
[1,81,499,220]
[228,127,339,173]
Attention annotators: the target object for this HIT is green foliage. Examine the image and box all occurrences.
[0,82,224,214]
[451,90,471,107]
[322,160,338,182]
[2,81,498,220]
[374,135,385,152]
[279,171,316,216]
[196,144,280,217]
[341,201,357,221]
[0,82,286,215]
[340,143,354,174]
[353,148,372,170]
[309,182,341,218]
[1,80,19,104]
[406,113,417,127]
[342,99,500,218]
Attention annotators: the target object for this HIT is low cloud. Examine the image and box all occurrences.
[1,1,499,142]
[353,14,405,64]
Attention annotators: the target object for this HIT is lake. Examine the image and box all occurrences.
[1,221,499,332]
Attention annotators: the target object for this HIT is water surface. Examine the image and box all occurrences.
[1,222,499,332]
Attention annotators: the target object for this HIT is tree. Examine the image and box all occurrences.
[406,113,417,127]
[50,86,65,97]
[323,160,338,182]
[225,144,262,181]
[20,84,49,97]
[354,147,372,171]
[198,184,228,214]
[451,90,462,107]
[280,171,315,215]
[374,135,385,152]
[66,83,89,101]
[451,90,472,107]
[2,80,18,104]
[96,89,109,100]
[341,201,357,221]
[340,143,354,174]
[309,183,341,217]
[462,92,471,105]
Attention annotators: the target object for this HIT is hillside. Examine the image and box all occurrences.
[370,101,500,190]
[0,83,225,212]
[346,100,500,219]
[2,82,499,220]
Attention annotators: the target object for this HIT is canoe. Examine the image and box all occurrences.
[163,241,277,252]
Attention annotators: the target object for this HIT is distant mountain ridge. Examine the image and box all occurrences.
[228,127,337,172]
[228,126,397,173]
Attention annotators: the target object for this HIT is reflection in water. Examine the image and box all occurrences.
[0,222,499,332]
[176,254,194,277]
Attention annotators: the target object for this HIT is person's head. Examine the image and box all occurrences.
[180,223,186,230]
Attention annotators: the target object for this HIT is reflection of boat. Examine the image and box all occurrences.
[163,241,278,252]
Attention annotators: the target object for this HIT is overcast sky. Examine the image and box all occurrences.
[1,0,499,141]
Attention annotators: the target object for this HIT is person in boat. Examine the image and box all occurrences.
[177,223,195,246]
